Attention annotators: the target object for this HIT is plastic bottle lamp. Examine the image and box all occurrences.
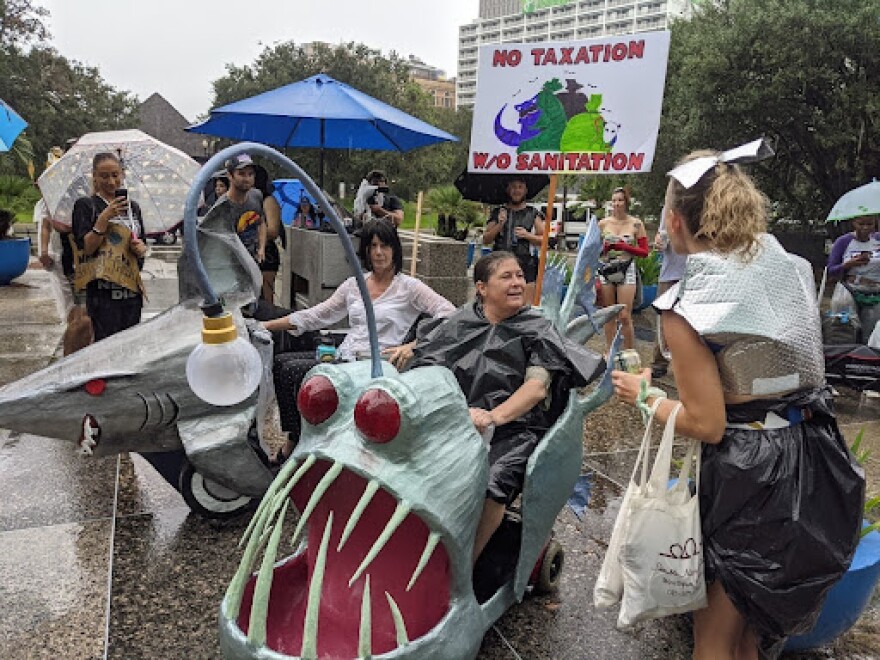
[186,313,261,407]
[181,143,384,411]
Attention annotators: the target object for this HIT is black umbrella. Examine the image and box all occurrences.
[454,169,550,205]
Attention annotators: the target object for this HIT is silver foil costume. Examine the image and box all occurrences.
[655,233,864,658]
[654,234,824,396]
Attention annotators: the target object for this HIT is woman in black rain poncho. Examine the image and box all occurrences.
[410,251,603,565]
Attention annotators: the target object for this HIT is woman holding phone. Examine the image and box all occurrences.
[827,215,880,285]
[72,152,148,340]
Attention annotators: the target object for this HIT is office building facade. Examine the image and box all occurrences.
[457,0,691,107]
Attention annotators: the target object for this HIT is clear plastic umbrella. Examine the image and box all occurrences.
[37,129,201,234]
[826,179,880,223]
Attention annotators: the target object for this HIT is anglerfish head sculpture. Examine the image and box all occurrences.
[219,360,490,659]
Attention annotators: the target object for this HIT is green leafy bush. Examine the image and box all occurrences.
[636,250,661,285]
[0,175,40,221]
[424,186,484,232]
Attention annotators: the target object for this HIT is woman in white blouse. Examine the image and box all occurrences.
[262,220,455,464]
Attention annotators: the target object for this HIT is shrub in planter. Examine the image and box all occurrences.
[425,186,483,240]
[635,250,661,311]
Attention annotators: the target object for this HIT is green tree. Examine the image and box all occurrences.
[0,0,48,49]
[0,2,138,178]
[0,46,139,176]
[641,0,880,227]
[210,41,470,200]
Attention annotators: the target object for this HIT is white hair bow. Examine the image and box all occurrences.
[667,138,775,189]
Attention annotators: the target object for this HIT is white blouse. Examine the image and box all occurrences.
[287,273,456,361]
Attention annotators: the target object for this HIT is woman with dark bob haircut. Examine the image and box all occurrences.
[357,218,404,274]
[263,221,455,464]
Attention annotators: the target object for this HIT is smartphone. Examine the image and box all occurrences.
[115,188,128,199]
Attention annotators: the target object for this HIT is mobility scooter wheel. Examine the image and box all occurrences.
[534,539,564,594]
[179,459,254,519]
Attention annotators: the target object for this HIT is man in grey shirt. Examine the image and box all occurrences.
[651,207,687,378]
[223,152,266,266]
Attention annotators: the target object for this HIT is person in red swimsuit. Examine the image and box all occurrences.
[597,187,649,350]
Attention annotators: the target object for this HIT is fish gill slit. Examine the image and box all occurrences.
[151,391,166,425]
[164,393,180,425]
[135,392,150,431]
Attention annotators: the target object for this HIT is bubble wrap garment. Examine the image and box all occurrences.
[654,234,824,396]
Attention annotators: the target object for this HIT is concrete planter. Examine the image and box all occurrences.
[0,237,30,285]
[786,527,880,651]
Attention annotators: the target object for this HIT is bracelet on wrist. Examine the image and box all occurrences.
[91,227,106,236]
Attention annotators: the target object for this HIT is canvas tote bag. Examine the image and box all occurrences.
[593,398,664,610]
[617,402,707,627]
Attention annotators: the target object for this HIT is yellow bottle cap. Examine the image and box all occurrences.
[201,313,238,344]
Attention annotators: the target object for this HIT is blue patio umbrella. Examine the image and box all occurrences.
[187,73,458,187]
[0,99,27,152]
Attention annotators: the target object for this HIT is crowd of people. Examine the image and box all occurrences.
[21,140,870,659]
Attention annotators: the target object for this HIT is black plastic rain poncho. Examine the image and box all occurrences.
[411,303,603,502]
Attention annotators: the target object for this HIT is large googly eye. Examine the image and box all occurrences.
[84,379,106,396]
[354,388,401,444]
[297,375,339,426]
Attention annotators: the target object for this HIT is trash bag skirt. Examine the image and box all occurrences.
[701,387,865,659]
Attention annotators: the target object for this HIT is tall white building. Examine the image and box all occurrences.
[457,0,692,107]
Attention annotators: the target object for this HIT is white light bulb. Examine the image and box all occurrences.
[186,314,262,406]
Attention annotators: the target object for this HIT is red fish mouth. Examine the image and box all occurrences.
[236,459,451,657]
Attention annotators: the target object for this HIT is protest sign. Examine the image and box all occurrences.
[469,31,670,175]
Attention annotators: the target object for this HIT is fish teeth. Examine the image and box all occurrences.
[239,453,315,549]
[225,494,278,620]
[358,575,372,658]
[301,512,333,660]
[406,531,441,592]
[338,479,380,552]
[291,461,343,547]
[385,591,409,648]
[78,417,98,455]
[349,500,411,587]
[247,500,290,646]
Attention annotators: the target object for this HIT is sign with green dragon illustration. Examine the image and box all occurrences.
[468,32,670,174]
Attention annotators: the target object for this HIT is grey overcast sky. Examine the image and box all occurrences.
[39,0,478,122]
